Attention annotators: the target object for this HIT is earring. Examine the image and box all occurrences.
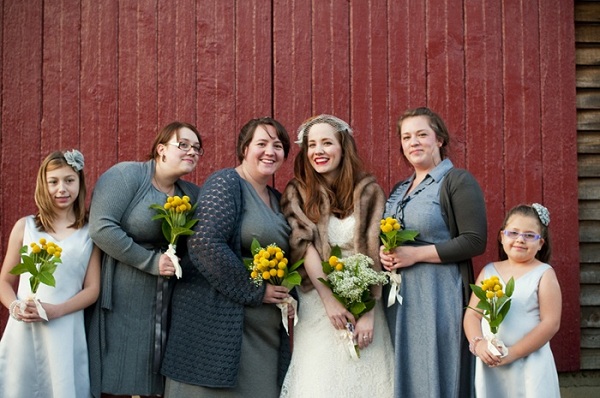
[162,155,166,162]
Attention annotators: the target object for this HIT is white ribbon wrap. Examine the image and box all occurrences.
[277,297,299,334]
[483,330,508,358]
[20,295,48,321]
[165,243,182,279]
[338,322,360,360]
[387,271,403,307]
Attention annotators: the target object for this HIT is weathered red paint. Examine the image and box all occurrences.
[0,0,579,371]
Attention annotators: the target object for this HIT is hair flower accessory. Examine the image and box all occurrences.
[63,149,84,171]
[295,114,353,144]
[532,203,550,226]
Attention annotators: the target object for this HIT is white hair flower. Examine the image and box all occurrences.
[532,203,550,226]
[64,149,84,171]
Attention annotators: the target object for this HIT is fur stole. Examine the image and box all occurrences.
[280,174,386,291]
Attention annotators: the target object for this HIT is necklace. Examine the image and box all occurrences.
[153,175,174,196]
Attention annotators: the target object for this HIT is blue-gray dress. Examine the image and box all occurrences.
[384,159,485,398]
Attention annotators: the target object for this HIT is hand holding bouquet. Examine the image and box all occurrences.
[245,238,304,337]
[379,217,418,307]
[319,246,389,359]
[468,275,515,357]
[10,238,62,320]
[150,195,198,278]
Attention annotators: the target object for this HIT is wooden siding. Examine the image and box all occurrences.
[0,1,579,371]
[577,0,600,371]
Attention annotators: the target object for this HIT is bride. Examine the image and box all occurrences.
[280,115,394,397]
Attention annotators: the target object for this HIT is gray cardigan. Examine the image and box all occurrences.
[161,168,292,387]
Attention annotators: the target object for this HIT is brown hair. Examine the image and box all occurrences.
[498,204,552,263]
[397,107,450,160]
[236,117,290,163]
[294,115,367,222]
[35,151,87,232]
[149,121,202,160]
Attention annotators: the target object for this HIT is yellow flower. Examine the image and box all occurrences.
[486,291,495,299]
[496,290,504,298]
[31,244,41,254]
[39,238,46,245]
[269,269,277,277]
[335,263,344,272]
[277,269,285,278]
[262,271,271,280]
[381,223,393,233]
[329,256,339,267]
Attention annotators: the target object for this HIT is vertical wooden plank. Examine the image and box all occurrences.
[157,0,199,185]
[503,0,543,203]
[426,0,466,167]
[41,0,81,153]
[157,0,197,127]
[540,0,579,371]
[196,0,237,182]
[118,0,158,161]
[0,0,43,334]
[350,0,390,186]
[80,0,119,185]
[464,0,505,269]
[312,0,350,118]
[235,0,273,123]
[272,0,312,190]
[387,0,427,192]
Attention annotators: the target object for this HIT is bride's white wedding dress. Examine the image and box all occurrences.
[280,216,394,398]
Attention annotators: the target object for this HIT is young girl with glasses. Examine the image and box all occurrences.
[464,203,561,398]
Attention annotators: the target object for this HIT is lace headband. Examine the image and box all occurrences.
[64,149,84,171]
[532,203,550,226]
[295,114,353,144]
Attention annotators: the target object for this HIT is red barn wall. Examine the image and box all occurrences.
[0,1,578,370]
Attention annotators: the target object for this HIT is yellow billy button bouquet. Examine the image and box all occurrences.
[149,195,198,279]
[319,246,389,360]
[244,238,304,338]
[380,217,419,307]
[10,238,63,320]
[468,275,515,357]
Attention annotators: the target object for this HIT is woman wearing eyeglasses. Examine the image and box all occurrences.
[379,107,487,398]
[87,121,202,398]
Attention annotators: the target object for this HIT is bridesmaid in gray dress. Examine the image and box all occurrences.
[161,117,293,398]
[380,107,487,398]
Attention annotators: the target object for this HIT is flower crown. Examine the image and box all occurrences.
[295,114,353,144]
[532,203,550,226]
[64,149,84,172]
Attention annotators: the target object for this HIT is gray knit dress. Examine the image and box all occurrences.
[86,160,199,397]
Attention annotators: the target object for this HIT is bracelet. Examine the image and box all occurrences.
[9,300,23,321]
[469,336,484,355]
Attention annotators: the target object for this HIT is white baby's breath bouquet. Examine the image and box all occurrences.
[319,246,389,359]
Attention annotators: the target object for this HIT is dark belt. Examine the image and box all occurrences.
[153,275,170,374]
